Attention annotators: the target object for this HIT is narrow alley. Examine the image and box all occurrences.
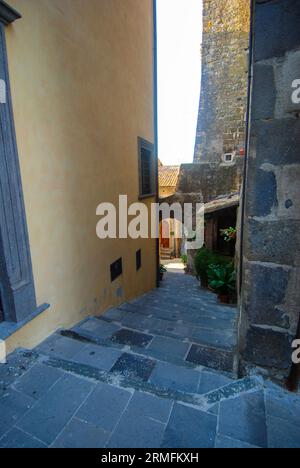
[0,264,299,448]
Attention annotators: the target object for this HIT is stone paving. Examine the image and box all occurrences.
[0,264,299,448]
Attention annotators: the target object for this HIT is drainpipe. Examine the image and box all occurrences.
[153,0,160,288]
[238,0,254,295]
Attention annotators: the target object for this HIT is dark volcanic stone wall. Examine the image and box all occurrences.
[194,0,250,163]
[239,0,300,374]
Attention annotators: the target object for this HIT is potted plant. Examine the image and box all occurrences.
[220,227,237,242]
[194,246,233,288]
[207,263,236,303]
[159,264,167,281]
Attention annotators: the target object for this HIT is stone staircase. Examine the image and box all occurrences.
[33,268,242,410]
[1,270,299,448]
[160,247,173,259]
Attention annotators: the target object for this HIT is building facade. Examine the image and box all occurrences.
[0,0,157,354]
[239,0,300,376]
[194,0,250,165]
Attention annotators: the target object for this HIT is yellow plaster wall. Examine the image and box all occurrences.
[159,186,176,198]
[4,0,156,352]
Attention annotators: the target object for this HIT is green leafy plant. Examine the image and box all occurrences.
[194,247,233,287]
[160,264,167,273]
[220,227,237,242]
[207,263,236,295]
[181,254,188,266]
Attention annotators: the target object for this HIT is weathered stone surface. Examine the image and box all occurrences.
[107,392,172,449]
[110,353,156,382]
[14,364,62,400]
[194,0,250,163]
[240,1,300,376]
[218,390,267,448]
[52,418,109,449]
[250,119,300,166]
[243,262,290,328]
[111,328,153,348]
[244,326,292,369]
[149,361,200,394]
[252,64,276,120]
[0,427,46,449]
[76,382,131,433]
[0,389,35,438]
[72,343,122,371]
[254,0,300,61]
[147,336,190,360]
[18,374,95,445]
[246,167,278,217]
[162,403,217,448]
[186,344,234,373]
[198,371,232,395]
[176,162,243,203]
[244,219,300,266]
[215,435,259,449]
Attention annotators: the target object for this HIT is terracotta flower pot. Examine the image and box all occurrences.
[218,293,230,304]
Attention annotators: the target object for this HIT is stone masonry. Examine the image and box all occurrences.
[194,0,250,164]
[239,0,300,375]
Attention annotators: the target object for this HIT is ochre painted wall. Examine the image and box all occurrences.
[159,186,176,199]
[4,0,156,352]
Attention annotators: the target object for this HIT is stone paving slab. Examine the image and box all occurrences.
[13,363,63,400]
[17,373,95,445]
[110,353,156,382]
[215,435,259,449]
[1,270,300,448]
[36,334,88,360]
[111,328,153,348]
[0,388,36,438]
[198,370,233,395]
[72,344,122,372]
[0,427,47,448]
[186,343,234,373]
[218,390,268,448]
[161,403,217,448]
[147,336,191,360]
[52,417,110,449]
[149,361,200,394]
[75,382,132,432]
[0,350,39,398]
[107,392,173,449]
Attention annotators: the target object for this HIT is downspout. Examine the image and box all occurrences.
[153,0,160,288]
[238,0,254,296]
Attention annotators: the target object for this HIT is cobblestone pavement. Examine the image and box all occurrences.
[0,266,299,448]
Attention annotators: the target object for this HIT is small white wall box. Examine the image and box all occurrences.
[0,339,6,364]
[223,153,234,163]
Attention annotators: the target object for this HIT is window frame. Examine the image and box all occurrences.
[0,2,49,334]
[138,137,155,199]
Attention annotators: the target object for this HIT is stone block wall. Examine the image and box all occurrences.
[194,0,250,163]
[239,0,300,374]
[176,162,243,203]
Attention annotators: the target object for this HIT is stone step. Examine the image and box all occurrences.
[34,332,261,412]
[128,291,237,310]
[98,311,236,351]
[118,301,237,328]
[68,316,236,374]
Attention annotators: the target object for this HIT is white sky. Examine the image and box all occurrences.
[157,0,203,166]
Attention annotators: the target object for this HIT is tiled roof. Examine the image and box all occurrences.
[158,165,180,187]
[204,193,240,214]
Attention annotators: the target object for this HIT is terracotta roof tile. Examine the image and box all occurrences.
[158,165,180,187]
